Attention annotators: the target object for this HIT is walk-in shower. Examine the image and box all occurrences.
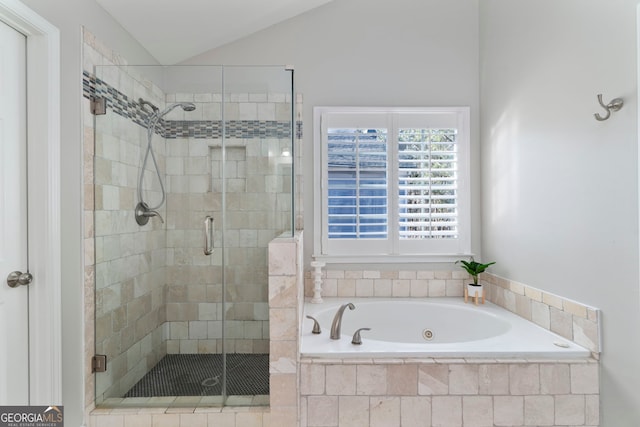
[89,65,295,407]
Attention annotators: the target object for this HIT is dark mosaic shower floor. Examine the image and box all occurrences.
[124,354,269,397]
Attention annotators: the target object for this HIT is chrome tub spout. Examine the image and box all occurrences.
[330,302,355,340]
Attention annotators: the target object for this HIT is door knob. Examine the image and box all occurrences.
[7,271,33,288]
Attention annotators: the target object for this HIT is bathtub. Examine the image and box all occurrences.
[301,298,590,359]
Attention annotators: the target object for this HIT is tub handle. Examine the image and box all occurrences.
[306,315,322,334]
[351,328,371,345]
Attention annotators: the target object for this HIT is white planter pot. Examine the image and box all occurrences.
[466,283,483,297]
[465,283,485,304]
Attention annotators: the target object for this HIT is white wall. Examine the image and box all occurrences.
[183,0,482,265]
[18,1,157,425]
[480,0,640,425]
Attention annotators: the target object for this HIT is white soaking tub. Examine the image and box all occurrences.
[301,298,590,359]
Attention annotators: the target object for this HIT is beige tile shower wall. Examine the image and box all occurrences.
[299,358,599,427]
[163,126,225,355]
[94,105,169,400]
[164,92,296,354]
[305,269,601,355]
[84,29,169,406]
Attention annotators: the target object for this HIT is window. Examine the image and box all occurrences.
[313,107,471,262]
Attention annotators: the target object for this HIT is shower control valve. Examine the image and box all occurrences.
[135,202,164,226]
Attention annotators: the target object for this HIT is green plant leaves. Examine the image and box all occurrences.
[455,259,496,285]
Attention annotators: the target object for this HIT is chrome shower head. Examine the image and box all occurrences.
[158,102,197,117]
[181,103,196,112]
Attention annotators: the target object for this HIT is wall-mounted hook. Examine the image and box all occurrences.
[594,93,623,121]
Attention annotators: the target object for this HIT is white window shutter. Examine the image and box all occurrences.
[315,107,470,260]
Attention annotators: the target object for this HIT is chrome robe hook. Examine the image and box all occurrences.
[594,94,623,121]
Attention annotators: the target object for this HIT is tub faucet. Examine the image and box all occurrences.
[330,303,355,340]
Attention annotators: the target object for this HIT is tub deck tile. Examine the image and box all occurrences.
[412,358,437,364]
[464,358,497,364]
[434,358,466,364]
[495,358,528,364]
[373,358,405,365]
[305,358,344,365]
[343,358,374,365]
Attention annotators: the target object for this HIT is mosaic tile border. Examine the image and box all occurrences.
[83,70,302,140]
[83,70,160,133]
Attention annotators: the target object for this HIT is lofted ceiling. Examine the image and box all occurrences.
[95,0,334,65]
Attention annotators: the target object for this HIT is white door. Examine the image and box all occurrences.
[0,19,29,405]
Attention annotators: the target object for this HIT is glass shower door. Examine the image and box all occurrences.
[161,66,226,404]
[92,64,228,406]
[220,66,294,405]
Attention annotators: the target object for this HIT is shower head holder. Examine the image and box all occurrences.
[138,98,159,113]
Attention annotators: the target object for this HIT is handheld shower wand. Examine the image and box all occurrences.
[135,99,196,225]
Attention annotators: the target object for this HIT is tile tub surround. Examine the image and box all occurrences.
[299,358,599,427]
[482,273,600,357]
[300,269,600,426]
[304,269,601,356]
[301,298,589,359]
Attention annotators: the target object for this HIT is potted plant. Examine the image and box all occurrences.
[456,258,495,304]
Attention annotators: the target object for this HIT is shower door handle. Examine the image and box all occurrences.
[204,216,214,255]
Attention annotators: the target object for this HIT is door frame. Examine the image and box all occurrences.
[0,0,61,404]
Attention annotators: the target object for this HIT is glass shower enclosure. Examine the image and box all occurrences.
[91,65,294,407]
